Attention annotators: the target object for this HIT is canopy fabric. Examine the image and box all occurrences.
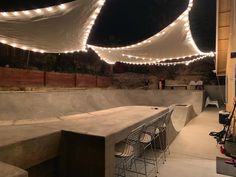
[89,0,214,65]
[0,0,105,53]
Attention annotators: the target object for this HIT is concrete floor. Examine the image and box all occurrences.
[157,107,227,177]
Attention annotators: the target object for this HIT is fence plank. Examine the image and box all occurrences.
[0,67,44,87]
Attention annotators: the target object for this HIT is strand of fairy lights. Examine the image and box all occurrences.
[121,53,214,62]
[0,4,67,18]
[117,55,209,66]
[0,0,106,54]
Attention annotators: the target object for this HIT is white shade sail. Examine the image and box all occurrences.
[89,0,214,65]
[0,0,105,53]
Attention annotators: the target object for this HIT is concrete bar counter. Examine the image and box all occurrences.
[0,106,168,177]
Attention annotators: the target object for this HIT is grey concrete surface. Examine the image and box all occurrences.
[0,161,28,177]
[0,89,204,122]
[157,108,226,177]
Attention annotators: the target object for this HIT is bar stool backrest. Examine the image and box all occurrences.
[124,124,145,156]
[144,113,168,135]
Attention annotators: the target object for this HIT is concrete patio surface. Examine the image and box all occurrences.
[157,107,227,177]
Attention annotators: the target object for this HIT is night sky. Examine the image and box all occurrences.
[0,0,216,52]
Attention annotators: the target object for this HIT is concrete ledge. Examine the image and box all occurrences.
[0,89,204,122]
[0,126,61,169]
[0,161,28,177]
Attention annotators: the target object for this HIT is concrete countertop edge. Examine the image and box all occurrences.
[0,161,28,177]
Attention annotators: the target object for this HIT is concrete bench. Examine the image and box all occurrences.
[0,125,61,173]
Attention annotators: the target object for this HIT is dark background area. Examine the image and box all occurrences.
[0,0,217,81]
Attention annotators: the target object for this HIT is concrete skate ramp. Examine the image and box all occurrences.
[167,104,197,144]
[0,89,203,122]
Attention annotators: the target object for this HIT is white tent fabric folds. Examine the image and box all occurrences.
[0,0,105,53]
[89,0,214,65]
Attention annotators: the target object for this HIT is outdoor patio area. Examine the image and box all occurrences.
[1,0,236,176]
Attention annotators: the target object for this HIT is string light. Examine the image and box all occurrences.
[59,4,66,10]
[121,53,211,62]
[1,12,8,17]
[35,9,43,14]
[23,11,31,15]
[46,7,53,12]
[116,55,210,66]
[12,12,20,16]
[22,46,28,50]
[11,43,17,48]
[0,40,6,44]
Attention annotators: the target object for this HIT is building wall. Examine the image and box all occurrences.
[226,0,235,111]
[216,0,234,110]
[216,0,231,75]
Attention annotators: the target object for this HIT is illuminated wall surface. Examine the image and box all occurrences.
[216,0,230,76]
[217,0,236,135]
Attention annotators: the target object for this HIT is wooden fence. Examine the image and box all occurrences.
[0,67,113,88]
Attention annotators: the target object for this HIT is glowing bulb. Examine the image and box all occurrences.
[183,16,188,21]
[32,48,38,52]
[98,0,105,6]
[46,7,53,12]
[13,12,20,16]
[59,4,66,10]
[170,22,176,27]
[23,11,30,15]
[22,46,28,50]
[95,8,101,14]
[91,14,97,19]
[40,50,45,53]
[1,12,8,17]
[35,9,43,14]
[11,43,17,47]
[1,40,6,44]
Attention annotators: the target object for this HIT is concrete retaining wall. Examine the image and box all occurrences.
[0,89,204,121]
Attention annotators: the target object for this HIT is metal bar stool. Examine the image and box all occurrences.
[159,107,174,161]
[115,124,145,177]
[150,113,168,164]
[137,112,169,176]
